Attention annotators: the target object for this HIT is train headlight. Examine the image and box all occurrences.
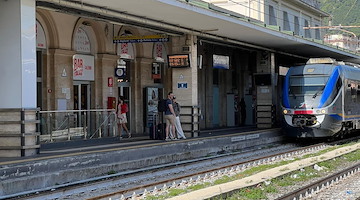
[283,110,288,114]
[321,109,326,114]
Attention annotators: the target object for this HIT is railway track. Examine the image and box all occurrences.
[7,136,360,200]
[277,162,360,200]
[7,142,305,200]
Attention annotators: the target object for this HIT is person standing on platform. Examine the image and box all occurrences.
[164,92,178,141]
[172,96,186,139]
[240,97,246,126]
[117,97,131,139]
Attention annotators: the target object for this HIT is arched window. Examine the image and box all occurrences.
[74,27,91,53]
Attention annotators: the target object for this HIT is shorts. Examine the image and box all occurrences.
[164,114,175,126]
[118,113,128,124]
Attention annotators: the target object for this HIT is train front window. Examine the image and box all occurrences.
[289,76,329,96]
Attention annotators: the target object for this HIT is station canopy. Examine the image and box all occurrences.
[37,0,360,63]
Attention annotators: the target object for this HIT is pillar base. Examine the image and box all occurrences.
[0,109,40,157]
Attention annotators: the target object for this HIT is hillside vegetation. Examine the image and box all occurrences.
[320,0,360,36]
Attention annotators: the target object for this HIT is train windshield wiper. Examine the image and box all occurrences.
[313,86,325,98]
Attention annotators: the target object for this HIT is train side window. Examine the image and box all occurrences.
[358,84,360,102]
[350,81,357,102]
[336,78,342,91]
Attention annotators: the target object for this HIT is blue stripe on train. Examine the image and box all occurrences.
[283,68,291,108]
[329,114,342,120]
[318,66,340,108]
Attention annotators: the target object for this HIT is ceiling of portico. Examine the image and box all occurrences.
[37,0,360,63]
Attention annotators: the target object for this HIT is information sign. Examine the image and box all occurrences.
[113,34,169,43]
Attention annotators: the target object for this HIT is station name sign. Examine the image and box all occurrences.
[113,34,169,43]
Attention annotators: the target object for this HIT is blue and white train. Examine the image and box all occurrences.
[282,58,360,138]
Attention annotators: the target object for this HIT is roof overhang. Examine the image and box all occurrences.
[37,0,360,63]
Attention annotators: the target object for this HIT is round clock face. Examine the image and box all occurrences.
[116,68,124,77]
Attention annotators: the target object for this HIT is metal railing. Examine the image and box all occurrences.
[37,109,118,143]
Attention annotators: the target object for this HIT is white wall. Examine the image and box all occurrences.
[0,0,36,108]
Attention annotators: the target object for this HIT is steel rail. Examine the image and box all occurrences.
[11,136,360,200]
[276,162,360,200]
[84,143,329,200]
[87,136,360,200]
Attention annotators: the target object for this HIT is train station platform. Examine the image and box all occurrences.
[0,126,282,198]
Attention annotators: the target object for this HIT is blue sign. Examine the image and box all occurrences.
[114,38,169,43]
[115,67,126,78]
[178,82,188,89]
[113,35,169,43]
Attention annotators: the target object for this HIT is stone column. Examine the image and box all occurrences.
[0,0,39,157]
[171,35,199,137]
[135,57,154,134]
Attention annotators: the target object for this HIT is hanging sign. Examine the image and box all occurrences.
[113,34,169,43]
[115,67,126,78]
[213,54,229,69]
[152,63,161,79]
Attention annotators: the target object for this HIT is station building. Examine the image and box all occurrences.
[1,0,360,157]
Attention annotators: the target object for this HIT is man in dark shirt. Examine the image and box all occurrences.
[164,92,177,141]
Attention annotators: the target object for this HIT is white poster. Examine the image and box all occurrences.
[73,54,95,81]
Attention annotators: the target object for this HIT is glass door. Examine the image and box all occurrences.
[73,83,90,127]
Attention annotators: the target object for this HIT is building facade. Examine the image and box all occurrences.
[206,0,327,40]
[1,0,359,157]
[324,34,360,52]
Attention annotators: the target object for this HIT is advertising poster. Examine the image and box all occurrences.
[73,54,95,81]
[147,88,158,114]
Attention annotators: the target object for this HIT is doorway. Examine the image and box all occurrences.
[36,51,43,110]
[73,82,91,128]
[118,82,131,131]
[73,83,90,110]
